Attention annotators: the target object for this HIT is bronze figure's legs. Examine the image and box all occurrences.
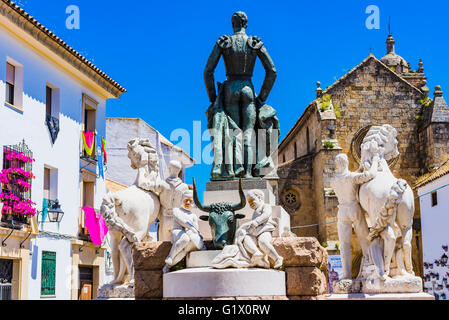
[224,79,257,178]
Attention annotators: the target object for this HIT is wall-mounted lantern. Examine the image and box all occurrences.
[47,199,64,223]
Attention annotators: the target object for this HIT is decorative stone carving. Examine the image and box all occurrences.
[163,190,204,273]
[193,178,246,249]
[331,124,422,293]
[211,189,283,269]
[158,160,190,241]
[99,138,167,287]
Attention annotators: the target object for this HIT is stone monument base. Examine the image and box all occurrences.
[333,275,423,294]
[186,250,221,268]
[163,267,286,298]
[133,238,328,300]
[325,292,434,300]
[97,283,135,300]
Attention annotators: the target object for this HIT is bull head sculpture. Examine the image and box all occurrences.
[193,178,246,249]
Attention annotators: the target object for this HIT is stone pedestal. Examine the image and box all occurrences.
[325,292,435,300]
[132,237,328,300]
[97,283,135,300]
[333,275,424,294]
[163,268,286,298]
[195,179,292,240]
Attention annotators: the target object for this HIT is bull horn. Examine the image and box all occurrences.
[231,179,246,211]
[192,177,211,212]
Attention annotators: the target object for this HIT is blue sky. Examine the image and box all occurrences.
[17,0,449,196]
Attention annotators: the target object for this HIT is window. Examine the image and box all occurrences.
[79,175,95,240]
[43,168,50,200]
[4,59,23,110]
[431,191,438,207]
[5,63,14,105]
[41,251,56,296]
[282,153,286,163]
[1,142,33,225]
[42,166,58,224]
[294,141,298,159]
[0,259,13,300]
[46,86,52,115]
[82,94,97,158]
[45,83,60,117]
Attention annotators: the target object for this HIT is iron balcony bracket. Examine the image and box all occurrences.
[1,227,14,247]
[19,229,32,248]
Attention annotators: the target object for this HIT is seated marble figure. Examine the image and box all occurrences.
[212,189,283,269]
[163,190,204,273]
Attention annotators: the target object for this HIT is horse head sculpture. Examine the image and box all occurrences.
[193,178,246,249]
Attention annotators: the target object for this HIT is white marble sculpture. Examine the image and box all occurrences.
[158,160,190,241]
[163,190,204,273]
[332,124,416,286]
[211,189,283,269]
[331,153,379,280]
[100,138,168,286]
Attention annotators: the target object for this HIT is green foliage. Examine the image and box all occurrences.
[420,96,433,108]
[321,241,328,248]
[335,241,339,250]
[389,66,396,72]
[323,140,335,149]
[333,104,341,118]
[318,93,332,112]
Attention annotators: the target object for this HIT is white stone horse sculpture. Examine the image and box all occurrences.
[100,138,164,286]
[358,124,415,279]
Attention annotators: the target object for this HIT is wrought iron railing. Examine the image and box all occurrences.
[0,283,12,300]
[1,140,33,226]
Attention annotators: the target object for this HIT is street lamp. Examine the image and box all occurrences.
[47,199,64,223]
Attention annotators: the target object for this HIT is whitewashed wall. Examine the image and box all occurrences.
[28,236,73,300]
[0,26,108,299]
[418,174,449,299]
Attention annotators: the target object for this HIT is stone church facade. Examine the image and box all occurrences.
[277,34,449,277]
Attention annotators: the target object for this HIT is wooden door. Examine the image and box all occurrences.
[79,281,92,300]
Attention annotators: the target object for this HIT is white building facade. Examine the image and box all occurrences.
[0,1,125,300]
[416,161,449,300]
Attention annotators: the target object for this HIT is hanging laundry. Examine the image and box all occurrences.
[82,206,108,245]
[82,131,95,156]
[96,132,104,179]
[101,137,107,164]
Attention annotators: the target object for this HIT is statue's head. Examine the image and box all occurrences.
[232,11,248,31]
[247,189,264,210]
[181,190,194,211]
[361,124,399,164]
[193,177,246,249]
[168,159,182,178]
[127,138,159,171]
[335,154,349,173]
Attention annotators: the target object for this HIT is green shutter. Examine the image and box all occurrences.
[41,251,56,296]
